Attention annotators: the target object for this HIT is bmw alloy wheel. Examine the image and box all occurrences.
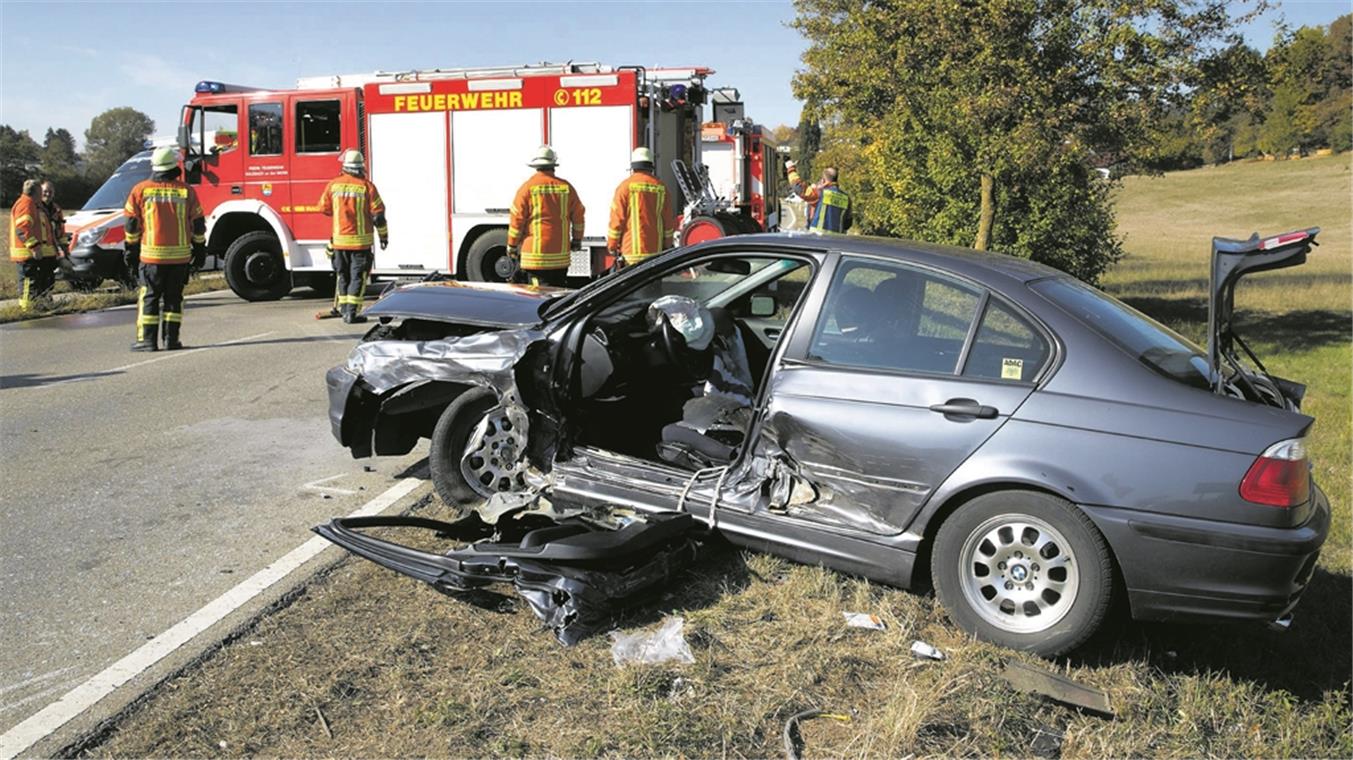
[459,407,528,497]
[957,513,1080,634]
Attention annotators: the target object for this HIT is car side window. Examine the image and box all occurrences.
[809,259,982,374]
[961,300,1050,382]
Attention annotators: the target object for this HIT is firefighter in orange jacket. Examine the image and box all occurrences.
[506,145,585,287]
[607,147,676,268]
[318,149,388,323]
[9,179,58,311]
[124,146,207,351]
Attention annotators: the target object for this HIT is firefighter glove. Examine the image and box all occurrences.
[123,243,140,272]
[506,245,520,260]
[325,242,335,257]
[380,237,389,251]
[191,242,208,270]
[570,239,584,252]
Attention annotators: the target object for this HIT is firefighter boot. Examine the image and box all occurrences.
[341,304,367,324]
[131,323,159,352]
[164,320,184,351]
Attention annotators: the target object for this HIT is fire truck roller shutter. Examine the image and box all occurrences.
[451,108,544,279]
[368,111,449,273]
[548,105,631,277]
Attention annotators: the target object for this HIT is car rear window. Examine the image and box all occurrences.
[1031,277,1213,389]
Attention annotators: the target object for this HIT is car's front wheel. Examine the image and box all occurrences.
[429,389,529,506]
[932,490,1113,657]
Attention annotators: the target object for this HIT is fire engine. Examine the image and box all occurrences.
[68,62,781,301]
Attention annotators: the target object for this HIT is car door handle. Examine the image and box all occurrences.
[764,327,782,340]
[929,399,999,419]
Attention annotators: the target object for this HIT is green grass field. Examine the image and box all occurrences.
[84,156,1353,758]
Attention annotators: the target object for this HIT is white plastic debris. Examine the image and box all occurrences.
[842,612,886,630]
[610,616,696,666]
[910,640,946,661]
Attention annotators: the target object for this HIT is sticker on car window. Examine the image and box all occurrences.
[1002,357,1024,380]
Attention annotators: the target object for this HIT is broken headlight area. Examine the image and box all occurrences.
[313,510,702,646]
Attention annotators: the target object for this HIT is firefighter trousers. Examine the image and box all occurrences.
[332,247,372,318]
[14,259,57,310]
[136,263,189,346]
[515,267,567,287]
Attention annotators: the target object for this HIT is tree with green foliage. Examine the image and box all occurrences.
[0,125,42,206]
[792,0,1260,283]
[83,107,154,180]
[795,113,821,183]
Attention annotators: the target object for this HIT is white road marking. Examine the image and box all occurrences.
[302,474,357,496]
[0,476,424,760]
[39,331,278,388]
[0,669,76,698]
[105,331,278,373]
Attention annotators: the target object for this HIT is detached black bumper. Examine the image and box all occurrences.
[1085,484,1331,625]
[313,511,701,645]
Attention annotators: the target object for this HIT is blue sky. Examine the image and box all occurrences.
[1,0,1348,147]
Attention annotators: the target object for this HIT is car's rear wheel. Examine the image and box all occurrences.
[429,389,528,506]
[932,490,1113,657]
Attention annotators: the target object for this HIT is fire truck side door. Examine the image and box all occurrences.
[286,91,360,245]
[243,100,291,218]
[185,101,243,211]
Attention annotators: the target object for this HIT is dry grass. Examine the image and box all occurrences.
[83,157,1352,758]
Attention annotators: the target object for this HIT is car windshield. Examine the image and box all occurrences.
[1031,276,1215,390]
[82,151,153,210]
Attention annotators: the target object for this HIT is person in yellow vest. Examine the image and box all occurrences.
[506,146,585,287]
[785,159,804,196]
[316,149,388,323]
[606,147,676,269]
[41,180,69,255]
[9,179,58,311]
[123,147,207,351]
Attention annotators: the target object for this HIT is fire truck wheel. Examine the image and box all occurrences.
[224,231,292,301]
[465,228,511,283]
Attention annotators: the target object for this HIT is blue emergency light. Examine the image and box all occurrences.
[195,81,226,94]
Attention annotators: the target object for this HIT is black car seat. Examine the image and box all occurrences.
[656,306,751,470]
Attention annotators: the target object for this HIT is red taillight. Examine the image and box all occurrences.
[1240,438,1310,508]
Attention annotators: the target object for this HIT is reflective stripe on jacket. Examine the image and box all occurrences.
[10,196,55,261]
[507,171,585,270]
[606,171,675,262]
[123,180,206,264]
[320,174,387,250]
[809,183,850,232]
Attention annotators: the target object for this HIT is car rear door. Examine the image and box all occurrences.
[753,254,1054,535]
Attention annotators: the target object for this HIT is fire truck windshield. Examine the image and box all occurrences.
[82,150,153,210]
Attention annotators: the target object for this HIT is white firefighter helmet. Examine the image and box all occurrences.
[340,149,365,171]
[528,145,558,168]
[785,158,797,170]
[151,146,179,172]
[630,147,654,166]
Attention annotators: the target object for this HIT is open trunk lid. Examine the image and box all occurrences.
[1207,227,1319,409]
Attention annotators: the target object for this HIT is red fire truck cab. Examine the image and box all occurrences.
[176,62,776,301]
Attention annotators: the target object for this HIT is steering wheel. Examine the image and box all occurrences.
[657,313,687,368]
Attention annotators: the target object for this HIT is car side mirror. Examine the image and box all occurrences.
[185,158,203,185]
[749,295,776,318]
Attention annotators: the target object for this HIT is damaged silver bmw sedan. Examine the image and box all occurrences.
[318,231,1329,655]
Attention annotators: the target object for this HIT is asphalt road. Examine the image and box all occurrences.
[0,290,426,734]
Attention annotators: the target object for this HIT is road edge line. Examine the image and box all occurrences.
[0,476,424,760]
